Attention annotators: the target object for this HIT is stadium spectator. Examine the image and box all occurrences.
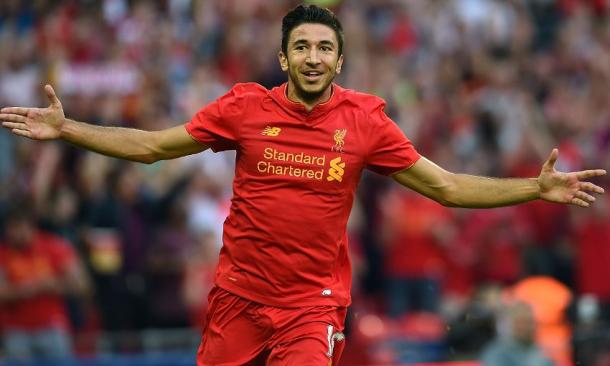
[570,194,610,321]
[511,276,573,366]
[0,203,90,362]
[481,301,554,366]
[380,187,454,318]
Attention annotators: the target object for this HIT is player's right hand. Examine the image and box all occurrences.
[1,84,65,140]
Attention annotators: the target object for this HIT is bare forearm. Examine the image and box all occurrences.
[445,173,540,208]
[60,119,159,163]
[2,86,206,162]
[394,154,605,210]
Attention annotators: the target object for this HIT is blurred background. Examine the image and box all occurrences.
[0,0,609,365]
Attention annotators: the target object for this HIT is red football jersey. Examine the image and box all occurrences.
[0,231,75,330]
[185,83,420,307]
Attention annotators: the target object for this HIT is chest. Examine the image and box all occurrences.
[237,113,367,190]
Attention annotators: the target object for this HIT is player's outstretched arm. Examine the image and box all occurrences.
[392,149,606,208]
[1,84,208,163]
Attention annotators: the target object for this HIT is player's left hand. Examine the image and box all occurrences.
[538,148,606,207]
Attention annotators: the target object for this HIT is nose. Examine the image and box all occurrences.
[306,48,320,65]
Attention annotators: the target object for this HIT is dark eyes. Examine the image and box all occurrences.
[294,46,332,52]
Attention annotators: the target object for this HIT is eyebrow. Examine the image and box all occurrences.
[292,39,336,47]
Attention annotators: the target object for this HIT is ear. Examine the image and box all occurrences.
[335,54,344,74]
[278,51,288,72]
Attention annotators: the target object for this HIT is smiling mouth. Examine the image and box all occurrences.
[302,71,325,82]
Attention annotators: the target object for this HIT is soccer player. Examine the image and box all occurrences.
[1,4,606,366]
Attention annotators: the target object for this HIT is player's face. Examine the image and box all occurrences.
[279,23,343,104]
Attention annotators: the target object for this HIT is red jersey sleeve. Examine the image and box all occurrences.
[365,101,420,175]
[185,83,259,152]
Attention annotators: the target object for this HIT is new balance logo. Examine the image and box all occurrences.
[327,157,345,182]
[262,126,281,136]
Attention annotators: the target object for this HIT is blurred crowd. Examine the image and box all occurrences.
[0,0,609,365]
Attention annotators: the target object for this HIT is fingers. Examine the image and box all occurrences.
[1,113,29,134]
[580,181,605,194]
[45,84,62,108]
[9,128,32,138]
[2,122,29,131]
[571,197,590,208]
[543,148,559,170]
[576,169,607,180]
[1,120,31,138]
[571,182,605,208]
[0,107,31,116]
[0,113,27,123]
[575,190,596,204]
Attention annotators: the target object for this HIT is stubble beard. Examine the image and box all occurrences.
[288,65,335,104]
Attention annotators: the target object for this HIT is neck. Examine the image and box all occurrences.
[286,81,333,112]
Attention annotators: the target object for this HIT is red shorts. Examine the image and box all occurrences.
[197,287,347,366]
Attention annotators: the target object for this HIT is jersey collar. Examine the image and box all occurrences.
[270,83,343,120]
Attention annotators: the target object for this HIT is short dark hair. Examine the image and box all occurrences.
[281,4,344,56]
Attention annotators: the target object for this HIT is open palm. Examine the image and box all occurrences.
[538,149,606,207]
[1,84,65,140]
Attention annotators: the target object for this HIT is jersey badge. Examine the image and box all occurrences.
[332,129,347,152]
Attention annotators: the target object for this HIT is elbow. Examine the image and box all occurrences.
[438,193,458,207]
[136,132,164,164]
[125,154,157,164]
[117,147,159,164]
[440,199,458,208]
[138,154,159,164]
[436,175,460,207]
[134,144,162,164]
